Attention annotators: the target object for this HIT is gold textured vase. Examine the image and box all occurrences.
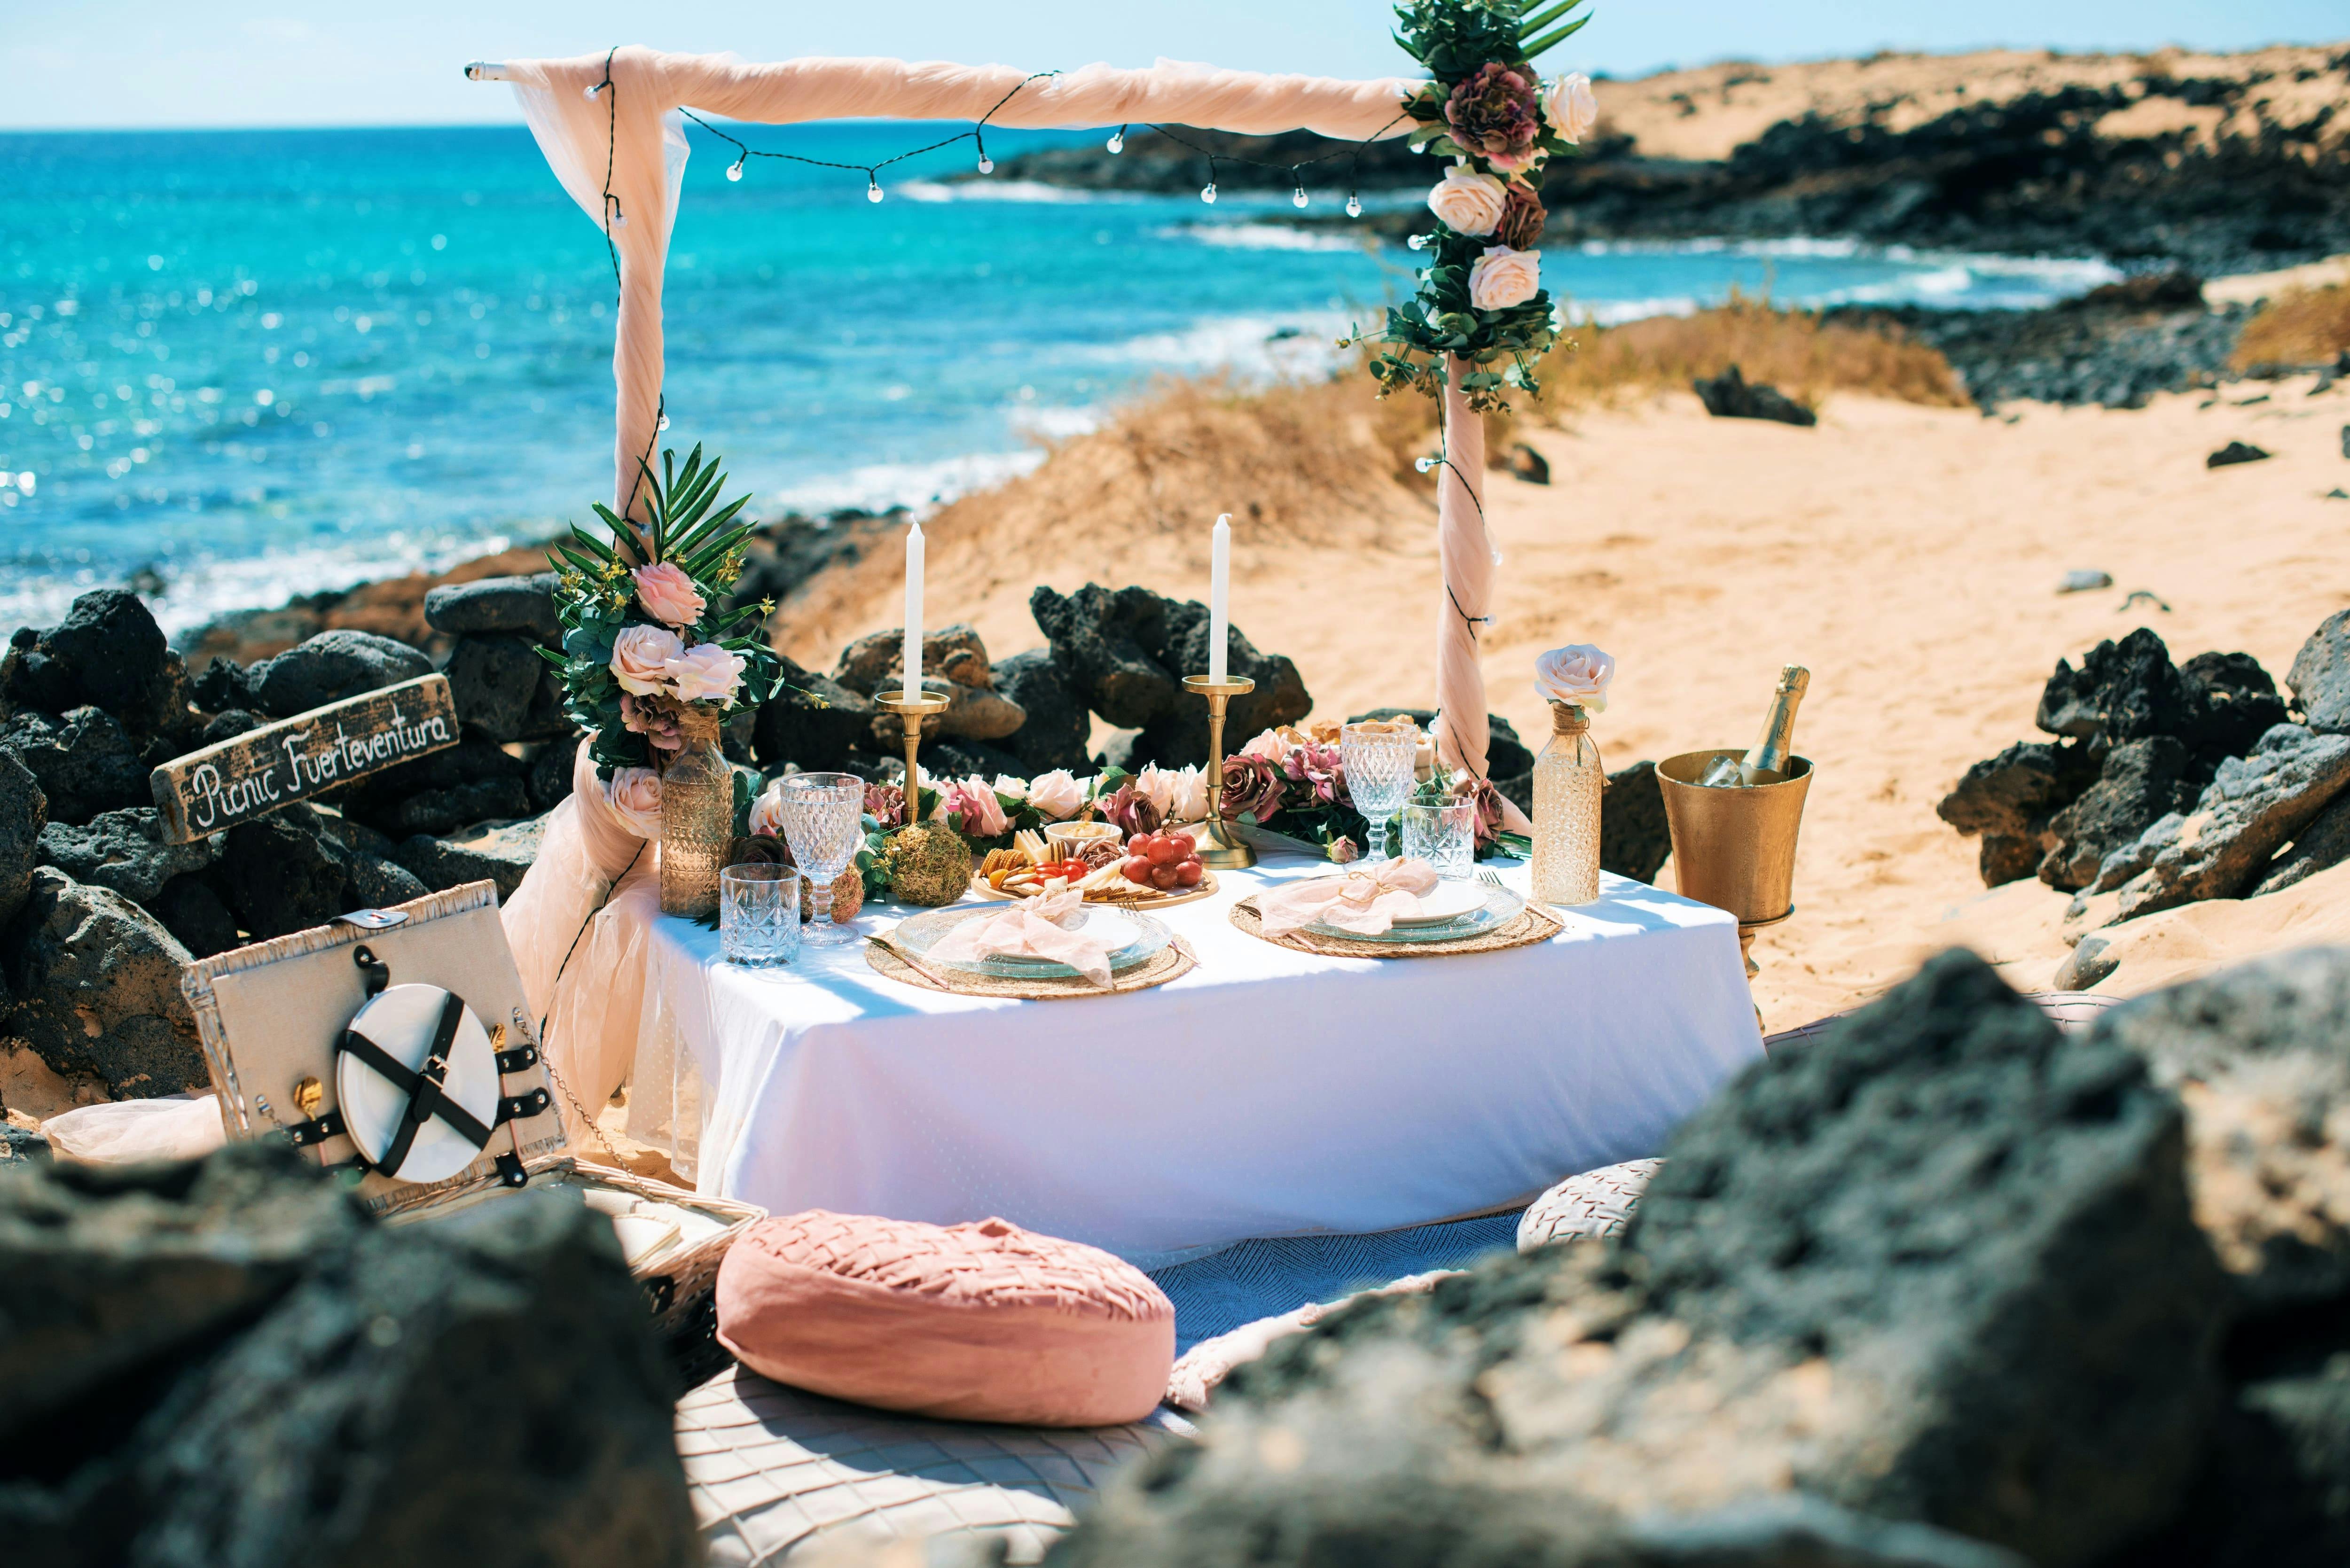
[658,708,731,919]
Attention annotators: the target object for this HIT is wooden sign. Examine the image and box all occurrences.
[151,675,460,844]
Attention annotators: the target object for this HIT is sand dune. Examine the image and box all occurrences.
[779,372,2350,1029]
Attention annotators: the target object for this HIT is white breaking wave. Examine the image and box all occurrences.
[1102,311,1355,382]
[894,179,1131,204]
[1166,223,1374,254]
[764,449,1048,520]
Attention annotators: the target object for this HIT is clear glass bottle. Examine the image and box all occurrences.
[1531,701,1602,906]
[658,707,731,919]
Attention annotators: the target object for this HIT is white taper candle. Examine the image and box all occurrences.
[902,522,924,702]
[1209,513,1231,684]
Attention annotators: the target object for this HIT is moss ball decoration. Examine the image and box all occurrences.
[885,823,973,907]
[730,832,863,921]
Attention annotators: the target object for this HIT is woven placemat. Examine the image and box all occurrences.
[1229,896,1562,959]
[864,931,1198,1000]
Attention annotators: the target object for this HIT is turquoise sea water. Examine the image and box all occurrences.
[0,122,2121,636]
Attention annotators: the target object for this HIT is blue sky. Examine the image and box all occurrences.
[5,0,2343,129]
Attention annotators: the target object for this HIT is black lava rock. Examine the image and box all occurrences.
[2037,736,2201,891]
[2253,788,2350,897]
[197,707,263,746]
[2107,725,2350,921]
[1509,442,1551,484]
[2037,628,2191,749]
[147,874,241,960]
[1935,739,2100,887]
[2288,608,2350,736]
[0,1143,696,1568]
[1694,364,1817,426]
[35,807,216,905]
[1,868,207,1100]
[0,706,153,826]
[0,751,45,931]
[526,739,577,813]
[189,657,255,715]
[248,630,434,718]
[339,740,529,839]
[2208,441,2271,469]
[443,633,543,743]
[994,647,1092,773]
[422,572,559,640]
[346,850,430,910]
[750,655,875,773]
[1600,760,1674,883]
[33,589,176,733]
[1826,296,2247,410]
[2180,650,2292,762]
[211,807,349,940]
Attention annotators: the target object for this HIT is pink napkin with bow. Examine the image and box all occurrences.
[1255,857,1441,938]
[924,886,1119,989]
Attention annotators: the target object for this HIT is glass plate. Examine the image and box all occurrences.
[1305,877,1526,944]
[890,903,1174,979]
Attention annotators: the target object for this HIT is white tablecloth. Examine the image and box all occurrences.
[634,844,1762,1265]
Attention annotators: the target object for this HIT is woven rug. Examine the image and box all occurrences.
[1145,1210,1524,1354]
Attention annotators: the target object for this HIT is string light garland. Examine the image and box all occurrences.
[1112,118,1408,216]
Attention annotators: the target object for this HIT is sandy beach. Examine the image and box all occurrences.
[770,369,2350,1030]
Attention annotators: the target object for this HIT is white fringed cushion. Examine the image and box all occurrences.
[1516,1158,1663,1254]
[677,1365,1183,1567]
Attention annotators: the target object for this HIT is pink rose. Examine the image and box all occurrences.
[1534,644,1615,711]
[610,624,684,696]
[605,766,663,839]
[1238,729,1288,763]
[631,561,705,628]
[1427,167,1507,237]
[1468,246,1542,311]
[1026,769,1084,821]
[663,641,747,706]
[942,775,1009,838]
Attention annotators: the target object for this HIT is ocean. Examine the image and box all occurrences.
[0,122,2122,638]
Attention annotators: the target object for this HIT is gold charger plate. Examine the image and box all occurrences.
[967,868,1220,911]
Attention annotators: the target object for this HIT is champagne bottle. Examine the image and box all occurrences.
[1699,666,1810,787]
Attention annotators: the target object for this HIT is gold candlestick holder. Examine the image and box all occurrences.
[1183,673,1257,869]
[874,691,951,802]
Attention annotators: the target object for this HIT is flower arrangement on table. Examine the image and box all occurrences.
[1225,720,1531,861]
[544,444,793,783]
[1350,0,1597,412]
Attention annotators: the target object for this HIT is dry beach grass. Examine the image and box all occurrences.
[769,351,2350,1032]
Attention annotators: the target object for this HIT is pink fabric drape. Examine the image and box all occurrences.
[500,740,657,1131]
[1436,358,1533,832]
[501,47,1416,523]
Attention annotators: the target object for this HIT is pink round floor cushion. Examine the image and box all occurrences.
[715,1210,1176,1428]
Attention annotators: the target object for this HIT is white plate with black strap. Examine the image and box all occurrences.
[336,982,501,1185]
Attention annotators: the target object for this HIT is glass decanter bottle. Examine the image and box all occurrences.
[658,706,731,919]
[1531,701,1602,906]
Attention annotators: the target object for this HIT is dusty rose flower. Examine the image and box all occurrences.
[863,782,905,830]
[1426,166,1507,236]
[605,766,663,839]
[620,692,684,752]
[663,641,746,705]
[1445,62,1541,171]
[1544,71,1599,145]
[1468,246,1542,311]
[1497,182,1547,250]
[1102,780,1162,838]
[1534,643,1615,711]
[1326,835,1362,865]
[631,561,705,627]
[1221,753,1284,823]
[1026,768,1084,821]
[610,624,684,696]
[1448,771,1507,850]
[1282,742,1347,806]
[941,776,1009,838]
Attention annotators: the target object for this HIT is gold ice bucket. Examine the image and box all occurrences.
[1656,750,1812,940]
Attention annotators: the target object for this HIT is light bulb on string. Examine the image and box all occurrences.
[867,176,884,203]
[1415,457,1437,473]
[978,154,995,174]
[1407,234,1427,250]
[1292,187,1309,209]
[726,158,744,182]
[1347,194,1363,218]
[1106,128,1125,154]
[658,414,671,432]
[583,82,602,101]
[1201,183,1217,204]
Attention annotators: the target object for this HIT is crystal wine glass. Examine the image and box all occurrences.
[776,773,866,945]
[1340,723,1418,861]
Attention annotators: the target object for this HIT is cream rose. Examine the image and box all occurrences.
[610,624,685,696]
[605,766,663,839]
[1544,72,1599,145]
[749,780,787,839]
[1468,246,1542,311]
[1026,769,1084,820]
[1535,644,1615,712]
[1164,764,1209,823]
[1238,729,1288,763]
[630,561,705,628]
[1133,764,1180,823]
[991,773,1030,803]
[1426,166,1507,237]
[663,641,747,705]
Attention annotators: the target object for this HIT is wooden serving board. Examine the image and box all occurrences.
[968,869,1221,911]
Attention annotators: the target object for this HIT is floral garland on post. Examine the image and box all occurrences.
[1352,0,1598,413]
[544,443,793,779]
